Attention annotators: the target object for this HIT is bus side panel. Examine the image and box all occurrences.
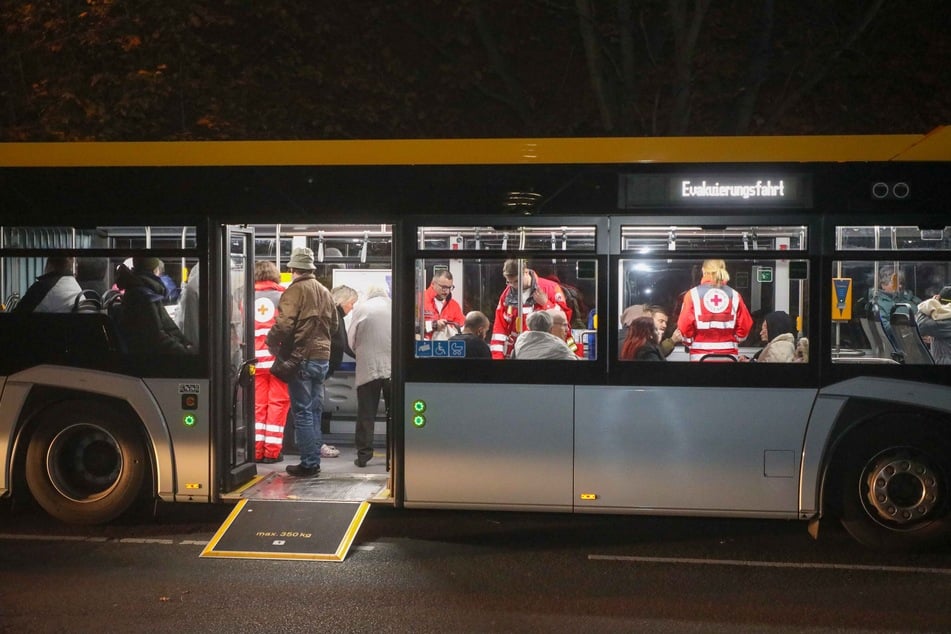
[142,379,212,503]
[798,395,848,517]
[574,386,817,515]
[0,375,24,496]
[403,382,573,510]
[4,366,179,501]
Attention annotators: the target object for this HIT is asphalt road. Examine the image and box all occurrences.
[2,501,951,633]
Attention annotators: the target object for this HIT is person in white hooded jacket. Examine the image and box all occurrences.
[14,257,83,313]
[916,286,951,365]
[348,285,392,467]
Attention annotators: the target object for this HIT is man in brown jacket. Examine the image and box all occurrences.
[266,247,338,477]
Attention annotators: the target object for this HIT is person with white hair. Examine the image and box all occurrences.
[513,310,577,360]
[348,284,392,467]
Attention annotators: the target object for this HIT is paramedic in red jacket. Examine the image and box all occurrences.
[491,259,572,359]
[422,270,465,339]
[677,259,753,361]
[253,260,289,462]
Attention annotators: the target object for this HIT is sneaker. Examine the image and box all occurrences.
[321,444,340,458]
[285,464,320,477]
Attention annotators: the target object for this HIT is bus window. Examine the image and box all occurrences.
[618,257,809,362]
[832,225,951,364]
[832,259,951,364]
[0,225,202,369]
[414,257,597,360]
[619,223,810,363]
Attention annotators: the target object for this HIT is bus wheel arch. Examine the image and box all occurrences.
[24,399,153,525]
[830,413,951,551]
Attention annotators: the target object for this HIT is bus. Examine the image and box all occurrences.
[1,130,950,551]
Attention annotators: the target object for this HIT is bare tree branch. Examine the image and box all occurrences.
[471,0,534,126]
[576,0,615,131]
[668,0,711,134]
[762,0,885,132]
[728,0,774,134]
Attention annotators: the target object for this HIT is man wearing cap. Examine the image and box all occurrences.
[115,256,193,354]
[916,286,951,364]
[265,247,338,477]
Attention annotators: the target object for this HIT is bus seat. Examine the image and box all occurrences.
[890,306,934,365]
[76,257,109,296]
[102,290,129,353]
[72,289,102,313]
[699,354,737,362]
[102,288,122,310]
[868,302,902,362]
[2,292,20,312]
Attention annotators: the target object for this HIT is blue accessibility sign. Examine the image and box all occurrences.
[415,340,433,357]
[432,340,449,357]
[448,341,466,358]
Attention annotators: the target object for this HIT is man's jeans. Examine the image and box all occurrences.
[287,359,329,468]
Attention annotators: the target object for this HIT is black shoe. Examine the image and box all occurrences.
[286,464,320,477]
[354,458,368,468]
[261,453,283,464]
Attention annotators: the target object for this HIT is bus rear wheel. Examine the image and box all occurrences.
[25,400,149,525]
[839,425,951,550]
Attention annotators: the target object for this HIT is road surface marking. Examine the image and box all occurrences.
[589,554,951,575]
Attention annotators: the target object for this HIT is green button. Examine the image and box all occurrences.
[413,414,426,428]
[413,400,426,413]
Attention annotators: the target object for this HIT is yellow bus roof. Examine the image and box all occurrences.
[0,127,948,167]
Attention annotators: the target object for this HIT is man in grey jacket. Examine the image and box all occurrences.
[348,285,392,467]
[266,247,338,477]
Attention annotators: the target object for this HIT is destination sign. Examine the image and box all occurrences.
[619,173,811,208]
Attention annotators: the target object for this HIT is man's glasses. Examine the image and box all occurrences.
[434,283,454,291]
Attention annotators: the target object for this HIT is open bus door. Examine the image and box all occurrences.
[218,226,257,490]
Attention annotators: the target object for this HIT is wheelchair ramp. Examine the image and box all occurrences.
[205,472,389,561]
[201,498,370,561]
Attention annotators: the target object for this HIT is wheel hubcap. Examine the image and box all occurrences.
[864,452,940,527]
[47,424,122,502]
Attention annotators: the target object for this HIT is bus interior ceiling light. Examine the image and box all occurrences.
[504,191,542,215]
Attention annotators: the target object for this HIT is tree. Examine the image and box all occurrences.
[1,0,947,140]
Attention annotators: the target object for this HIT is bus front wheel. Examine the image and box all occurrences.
[25,400,149,525]
[839,424,951,550]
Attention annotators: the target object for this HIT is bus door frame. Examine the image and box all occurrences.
[215,225,257,491]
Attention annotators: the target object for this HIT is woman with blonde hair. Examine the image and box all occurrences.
[676,259,753,361]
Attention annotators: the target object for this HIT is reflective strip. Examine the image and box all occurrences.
[254,327,271,337]
[690,352,737,361]
[257,359,274,369]
[491,333,508,343]
[690,341,739,350]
